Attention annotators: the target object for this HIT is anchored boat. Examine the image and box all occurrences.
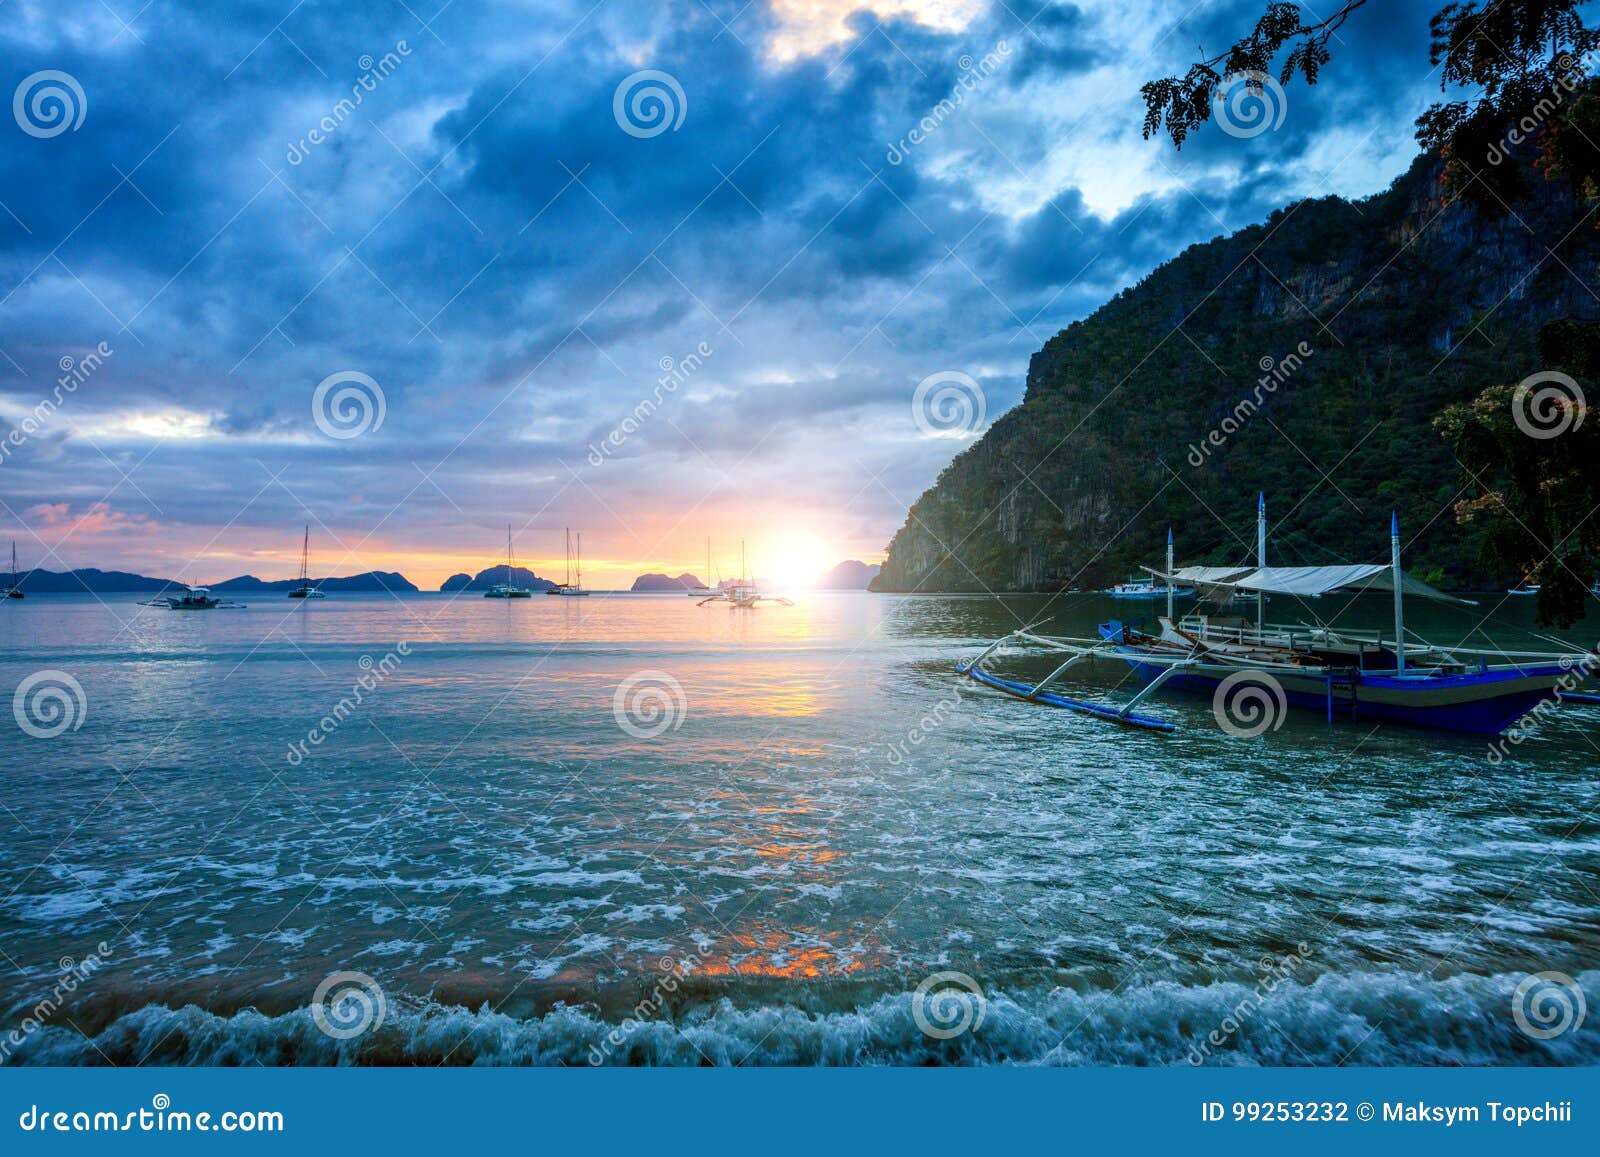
[4,541,23,599]
[1104,533,1194,600]
[287,525,325,599]
[485,526,533,598]
[959,497,1597,735]
[546,528,590,596]
[698,542,792,608]
[140,584,244,610]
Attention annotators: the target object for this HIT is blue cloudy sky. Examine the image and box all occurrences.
[0,0,1441,588]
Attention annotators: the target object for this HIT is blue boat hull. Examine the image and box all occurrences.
[1097,622,1570,735]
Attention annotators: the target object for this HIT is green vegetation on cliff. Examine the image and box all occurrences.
[873,156,1598,594]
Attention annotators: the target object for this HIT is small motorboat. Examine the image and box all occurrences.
[1105,575,1195,599]
[1507,583,1541,596]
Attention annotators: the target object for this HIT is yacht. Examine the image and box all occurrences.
[485,525,532,598]
[545,528,590,596]
[4,541,23,599]
[287,526,325,599]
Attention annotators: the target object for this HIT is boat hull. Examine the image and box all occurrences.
[1098,623,1570,735]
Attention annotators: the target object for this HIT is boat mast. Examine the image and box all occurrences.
[1391,511,1406,674]
[576,531,582,590]
[1256,492,1267,626]
[507,524,514,582]
[300,525,310,584]
[1165,526,1174,621]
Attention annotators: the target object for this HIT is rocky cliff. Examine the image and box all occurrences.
[873,156,1599,592]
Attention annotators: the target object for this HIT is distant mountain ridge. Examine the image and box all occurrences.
[631,572,706,591]
[1,568,417,593]
[439,565,557,593]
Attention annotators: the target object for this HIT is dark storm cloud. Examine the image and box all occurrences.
[0,0,1442,571]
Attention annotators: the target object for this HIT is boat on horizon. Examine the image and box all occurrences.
[4,541,23,599]
[140,584,242,610]
[287,526,325,599]
[546,528,590,596]
[485,526,533,598]
[1104,533,1194,599]
[698,542,792,608]
[958,497,1597,736]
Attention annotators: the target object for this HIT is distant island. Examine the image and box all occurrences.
[630,572,706,592]
[214,572,417,593]
[440,565,557,593]
[1,568,418,593]
[817,560,880,590]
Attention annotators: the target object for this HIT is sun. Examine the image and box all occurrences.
[762,535,833,589]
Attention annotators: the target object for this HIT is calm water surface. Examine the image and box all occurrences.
[2,590,1597,1064]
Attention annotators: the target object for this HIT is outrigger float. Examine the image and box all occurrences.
[958,497,1599,736]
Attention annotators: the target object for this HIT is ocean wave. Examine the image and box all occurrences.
[7,970,1595,1067]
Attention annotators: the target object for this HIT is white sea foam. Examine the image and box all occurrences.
[10,970,1595,1067]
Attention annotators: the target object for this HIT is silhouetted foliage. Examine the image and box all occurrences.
[1437,320,1600,627]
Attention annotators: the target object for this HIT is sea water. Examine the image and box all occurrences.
[1,590,1596,1065]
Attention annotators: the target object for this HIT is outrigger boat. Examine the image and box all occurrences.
[959,498,1597,735]
[140,584,244,610]
[698,542,792,608]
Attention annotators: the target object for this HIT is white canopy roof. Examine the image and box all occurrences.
[1168,565,1255,584]
[1151,562,1477,605]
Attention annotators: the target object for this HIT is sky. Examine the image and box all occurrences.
[0,0,1444,590]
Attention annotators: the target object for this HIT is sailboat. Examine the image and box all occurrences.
[698,542,792,608]
[484,525,532,598]
[545,528,590,596]
[957,496,1596,735]
[287,526,325,599]
[4,541,23,599]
